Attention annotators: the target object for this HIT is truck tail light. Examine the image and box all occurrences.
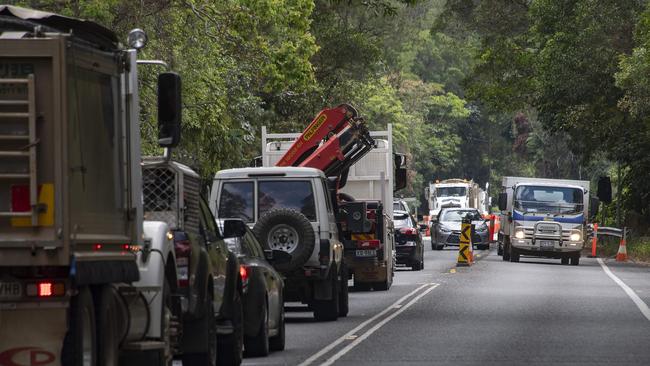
[26,281,65,297]
[357,239,380,249]
[173,232,191,288]
[399,227,418,236]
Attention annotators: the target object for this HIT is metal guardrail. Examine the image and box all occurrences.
[587,224,626,238]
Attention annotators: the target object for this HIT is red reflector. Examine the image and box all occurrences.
[38,282,53,297]
[123,244,130,250]
[94,244,102,250]
[10,185,30,212]
[358,240,380,249]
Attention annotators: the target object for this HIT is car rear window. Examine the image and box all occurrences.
[258,180,316,221]
[393,213,412,228]
[218,182,254,223]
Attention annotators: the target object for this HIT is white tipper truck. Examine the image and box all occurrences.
[425,179,485,219]
[0,6,186,365]
[497,176,598,265]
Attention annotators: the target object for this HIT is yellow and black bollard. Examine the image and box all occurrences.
[457,215,474,267]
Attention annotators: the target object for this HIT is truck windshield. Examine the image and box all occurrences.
[259,180,316,221]
[436,187,466,197]
[514,185,584,214]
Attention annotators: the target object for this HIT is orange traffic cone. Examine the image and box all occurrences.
[616,228,628,262]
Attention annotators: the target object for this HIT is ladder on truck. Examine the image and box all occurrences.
[0,75,39,225]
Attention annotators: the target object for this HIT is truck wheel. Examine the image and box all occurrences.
[269,291,286,351]
[313,276,339,321]
[509,245,520,263]
[253,208,315,272]
[338,264,349,317]
[570,255,580,266]
[245,300,269,357]
[182,286,217,366]
[217,290,244,365]
[62,287,96,366]
[96,286,119,366]
[561,257,569,265]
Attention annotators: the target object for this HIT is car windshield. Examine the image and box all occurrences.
[515,185,583,214]
[393,202,406,212]
[440,210,482,222]
[436,186,467,197]
[258,180,316,221]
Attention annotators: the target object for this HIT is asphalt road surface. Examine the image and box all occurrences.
[243,238,650,366]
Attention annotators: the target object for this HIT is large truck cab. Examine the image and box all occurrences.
[498,177,593,265]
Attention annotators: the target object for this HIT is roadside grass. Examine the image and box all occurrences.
[596,236,650,263]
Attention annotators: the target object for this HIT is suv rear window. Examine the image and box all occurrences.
[259,180,316,221]
[219,182,254,222]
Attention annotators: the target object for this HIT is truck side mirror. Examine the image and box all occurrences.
[222,219,247,238]
[498,192,507,211]
[158,72,182,148]
[597,176,612,204]
[590,197,600,219]
[394,167,407,192]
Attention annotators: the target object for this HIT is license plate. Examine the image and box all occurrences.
[0,281,22,300]
[355,249,376,257]
[539,240,556,249]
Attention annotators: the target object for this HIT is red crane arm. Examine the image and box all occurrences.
[276,104,358,167]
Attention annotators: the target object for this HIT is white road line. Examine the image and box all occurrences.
[319,283,440,366]
[297,283,435,366]
[597,258,650,322]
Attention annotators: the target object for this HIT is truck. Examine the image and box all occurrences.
[497,176,598,265]
[261,124,405,290]
[0,6,226,365]
[425,179,486,219]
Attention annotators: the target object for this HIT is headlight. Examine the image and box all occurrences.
[514,230,525,239]
[570,232,582,241]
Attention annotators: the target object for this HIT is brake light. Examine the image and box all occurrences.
[26,281,65,297]
[94,244,103,250]
[358,239,380,249]
[400,227,418,235]
[39,283,52,297]
[173,235,191,288]
[240,265,249,292]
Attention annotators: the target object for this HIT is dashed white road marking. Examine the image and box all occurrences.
[318,283,440,366]
[598,258,650,322]
[298,283,437,366]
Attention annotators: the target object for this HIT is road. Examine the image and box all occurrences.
[243,239,650,366]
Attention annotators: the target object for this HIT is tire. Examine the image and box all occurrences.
[269,296,285,351]
[338,263,349,317]
[182,288,217,366]
[502,242,511,261]
[373,280,390,291]
[244,300,269,357]
[561,257,569,265]
[509,245,520,263]
[217,290,244,365]
[313,275,339,321]
[570,255,580,266]
[480,244,489,250]
[62,287,96,366]
[96,286,119,366]
[497,243,504,256]
[353,280,371,292]
[411,259,421,271]
[436,244,444,250]
[253,208,315,272]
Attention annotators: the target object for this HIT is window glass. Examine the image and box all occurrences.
[258,180,316,221]
[322,180,333,213]
[436,187,467,197]
[441,210,481,222]
[393,213,412,228]
[224,237,244,254]
[243,230,264,258]
[200,197,221,240]
[514,186,583,214]
[219,182,254,222]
